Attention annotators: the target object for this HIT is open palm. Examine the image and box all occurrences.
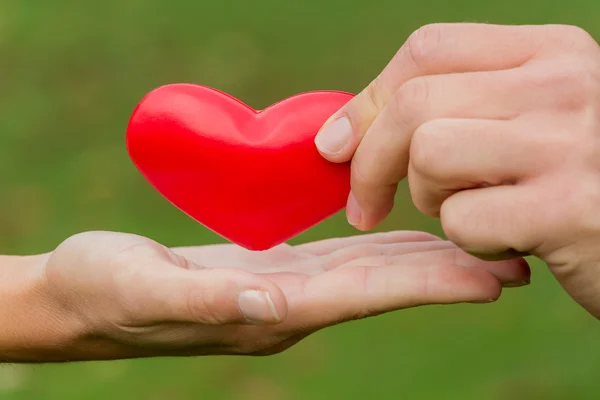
[44,230,529,360]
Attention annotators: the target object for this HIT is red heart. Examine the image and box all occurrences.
[126,84,354,250]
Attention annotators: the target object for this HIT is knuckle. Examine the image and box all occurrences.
[405,23,445,70]
[526,129,578,169]
[440,205,469,249]
[393,77,431,126]
[351,157,377,188]
[398,77,431,108]
[541,66,595,110]
[186,275,238,325]
[407,181,436,219]
[520,55,599,113]
[538,25,599,56]
[186,287,227,324]
[409,121,446,179]
[555,25,598,50]
[363,76,387,112]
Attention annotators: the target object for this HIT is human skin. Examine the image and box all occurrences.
[314,23,600,318]
[0,230,528,363]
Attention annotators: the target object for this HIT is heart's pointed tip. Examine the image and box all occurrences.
[229,240,281,252]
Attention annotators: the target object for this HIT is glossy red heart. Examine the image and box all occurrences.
[126,84,354,250]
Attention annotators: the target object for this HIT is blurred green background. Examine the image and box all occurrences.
[1,0,599,399]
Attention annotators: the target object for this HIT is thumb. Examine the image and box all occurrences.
[132,260,288,326]
[313,92,380,163]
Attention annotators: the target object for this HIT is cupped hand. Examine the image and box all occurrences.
[39,230,528,360]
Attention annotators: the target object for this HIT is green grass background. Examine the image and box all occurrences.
[0,0,599,398]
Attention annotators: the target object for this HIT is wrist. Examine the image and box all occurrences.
[0,253,130,362]
[0,254,83,362]
[0,253,161,363]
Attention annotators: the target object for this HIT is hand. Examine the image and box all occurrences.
[314,23,600,317]
[27,230,528,362]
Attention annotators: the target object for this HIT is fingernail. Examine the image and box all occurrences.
[238,290,280,324]
[469,298,497,304]
[346,191,362,226]
[315,116,352,155]
[503,279,530,288]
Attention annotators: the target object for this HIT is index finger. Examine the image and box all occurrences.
[314,23,546,161]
